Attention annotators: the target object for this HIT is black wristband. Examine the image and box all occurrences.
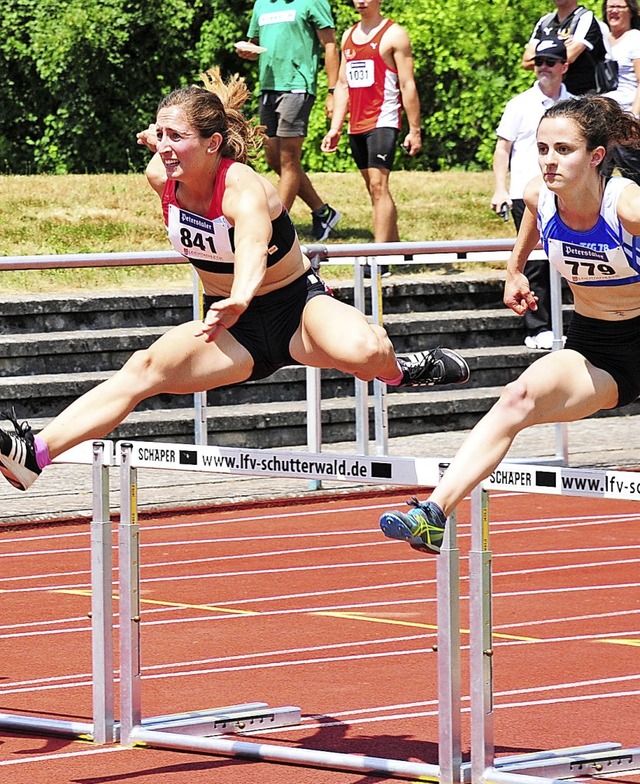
[328,88,335,94]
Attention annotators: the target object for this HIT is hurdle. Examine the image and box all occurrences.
[115,439,462,781]
[0,440,116,744]
[469,463,640,783]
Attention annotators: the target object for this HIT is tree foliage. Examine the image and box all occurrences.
[0,0,602,174]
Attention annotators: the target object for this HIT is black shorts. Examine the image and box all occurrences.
[565,311,640,407]
[348,127,399,171]
[203,270,332,381]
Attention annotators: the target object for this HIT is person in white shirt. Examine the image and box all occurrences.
[491,37,572,350]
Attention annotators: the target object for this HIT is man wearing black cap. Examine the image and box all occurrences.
[522,0,608,95]
[492,38,572,350]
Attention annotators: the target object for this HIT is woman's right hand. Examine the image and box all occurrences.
[504,269,538,315]
[136,124,158,152]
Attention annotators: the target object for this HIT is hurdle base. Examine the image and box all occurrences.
[128,726,442,781]
[0,713,94,740]
[135,702,301,738]
[489,742,640,779]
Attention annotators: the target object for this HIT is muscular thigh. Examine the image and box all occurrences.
[290,295,380,367]
[515,348,619,424]
[137,320,253,394]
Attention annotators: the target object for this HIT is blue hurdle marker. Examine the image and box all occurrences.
[470,464,640,783]
[115,440,460,782]
[0,440,116,745]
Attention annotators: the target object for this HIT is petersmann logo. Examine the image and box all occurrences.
[562,242,608,262]
[179,210,214,233]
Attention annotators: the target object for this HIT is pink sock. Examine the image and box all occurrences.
[34,436,52,470]
[377,363,403,387]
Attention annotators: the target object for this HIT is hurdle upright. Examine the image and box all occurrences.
[469,463,640,784]
[0,440,116,744]
[115,439,462,781]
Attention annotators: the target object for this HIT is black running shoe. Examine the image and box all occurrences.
[379,497,447,554]
[396,348,470,387]
[0,409,41,491]
[311,204,341,242]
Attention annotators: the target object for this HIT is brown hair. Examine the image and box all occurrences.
[603,0,640,29]
[542,96,640,160]
[157,67,264,164]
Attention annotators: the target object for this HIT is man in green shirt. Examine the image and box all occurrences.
[237,0,341,241]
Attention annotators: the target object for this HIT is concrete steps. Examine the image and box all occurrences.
[4,272,631,448]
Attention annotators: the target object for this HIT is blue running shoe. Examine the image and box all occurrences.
[379,497,447,554]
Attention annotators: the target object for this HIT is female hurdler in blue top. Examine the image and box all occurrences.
[380,95,640,555]
[0,68,469,492]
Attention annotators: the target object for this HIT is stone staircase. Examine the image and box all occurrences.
[1,273,632,448]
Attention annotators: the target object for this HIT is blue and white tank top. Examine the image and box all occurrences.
[537,177,640,286]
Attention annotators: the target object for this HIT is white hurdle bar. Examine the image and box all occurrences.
[470,463,640,784]
[115,440,460,781]
[0,440,116,744]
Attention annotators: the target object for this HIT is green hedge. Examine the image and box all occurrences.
[0,0,601,174]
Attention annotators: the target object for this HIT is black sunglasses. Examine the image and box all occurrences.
[534,56,563,67]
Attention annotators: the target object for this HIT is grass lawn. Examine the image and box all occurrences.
[0,170,514,293]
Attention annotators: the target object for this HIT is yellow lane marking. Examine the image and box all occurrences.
[314,611,539,641]
[53,588,257,615]
[57,591,620,643]
[493,631,540,642]
[314,611,535,640]
[314,611,439,630]
[599,638,640,647]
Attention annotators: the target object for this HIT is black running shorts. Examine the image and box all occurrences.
[348,127,399,171]
[203,270,332,381]
[565,311,640,407]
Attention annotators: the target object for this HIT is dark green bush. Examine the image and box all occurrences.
[0,0,601,173]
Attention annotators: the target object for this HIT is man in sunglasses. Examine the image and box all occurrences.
[490,37,572,351]
[522,0,608,95]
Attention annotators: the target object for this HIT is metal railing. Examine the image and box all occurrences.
[0,238,566,463]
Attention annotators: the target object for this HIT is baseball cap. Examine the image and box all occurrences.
[531,37,567,62]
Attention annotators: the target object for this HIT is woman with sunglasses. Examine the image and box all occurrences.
[379,96,640,554]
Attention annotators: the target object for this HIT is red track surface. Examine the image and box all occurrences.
[2,489,640,784]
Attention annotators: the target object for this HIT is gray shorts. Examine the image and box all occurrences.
[259,91,315,138]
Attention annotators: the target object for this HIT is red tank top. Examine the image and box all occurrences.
[343,18,401,135]
[161,156,234,227]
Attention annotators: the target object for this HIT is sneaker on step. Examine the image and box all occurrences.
[0,409,41,491]
[396,348,470,387]
[311,204,341,242]
[524,330,554,351]
[379,497,447,554]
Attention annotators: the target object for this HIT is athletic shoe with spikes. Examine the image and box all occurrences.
[396,348,469,387]
[0,408,41,491]
[379,497,447,554]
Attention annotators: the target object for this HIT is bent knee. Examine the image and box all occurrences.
[342,329,390,374]
[120,349,165,389]
[496,379,537,421]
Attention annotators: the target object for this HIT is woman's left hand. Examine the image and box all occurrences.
[504,270,538,315]
[195,298,248,343]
